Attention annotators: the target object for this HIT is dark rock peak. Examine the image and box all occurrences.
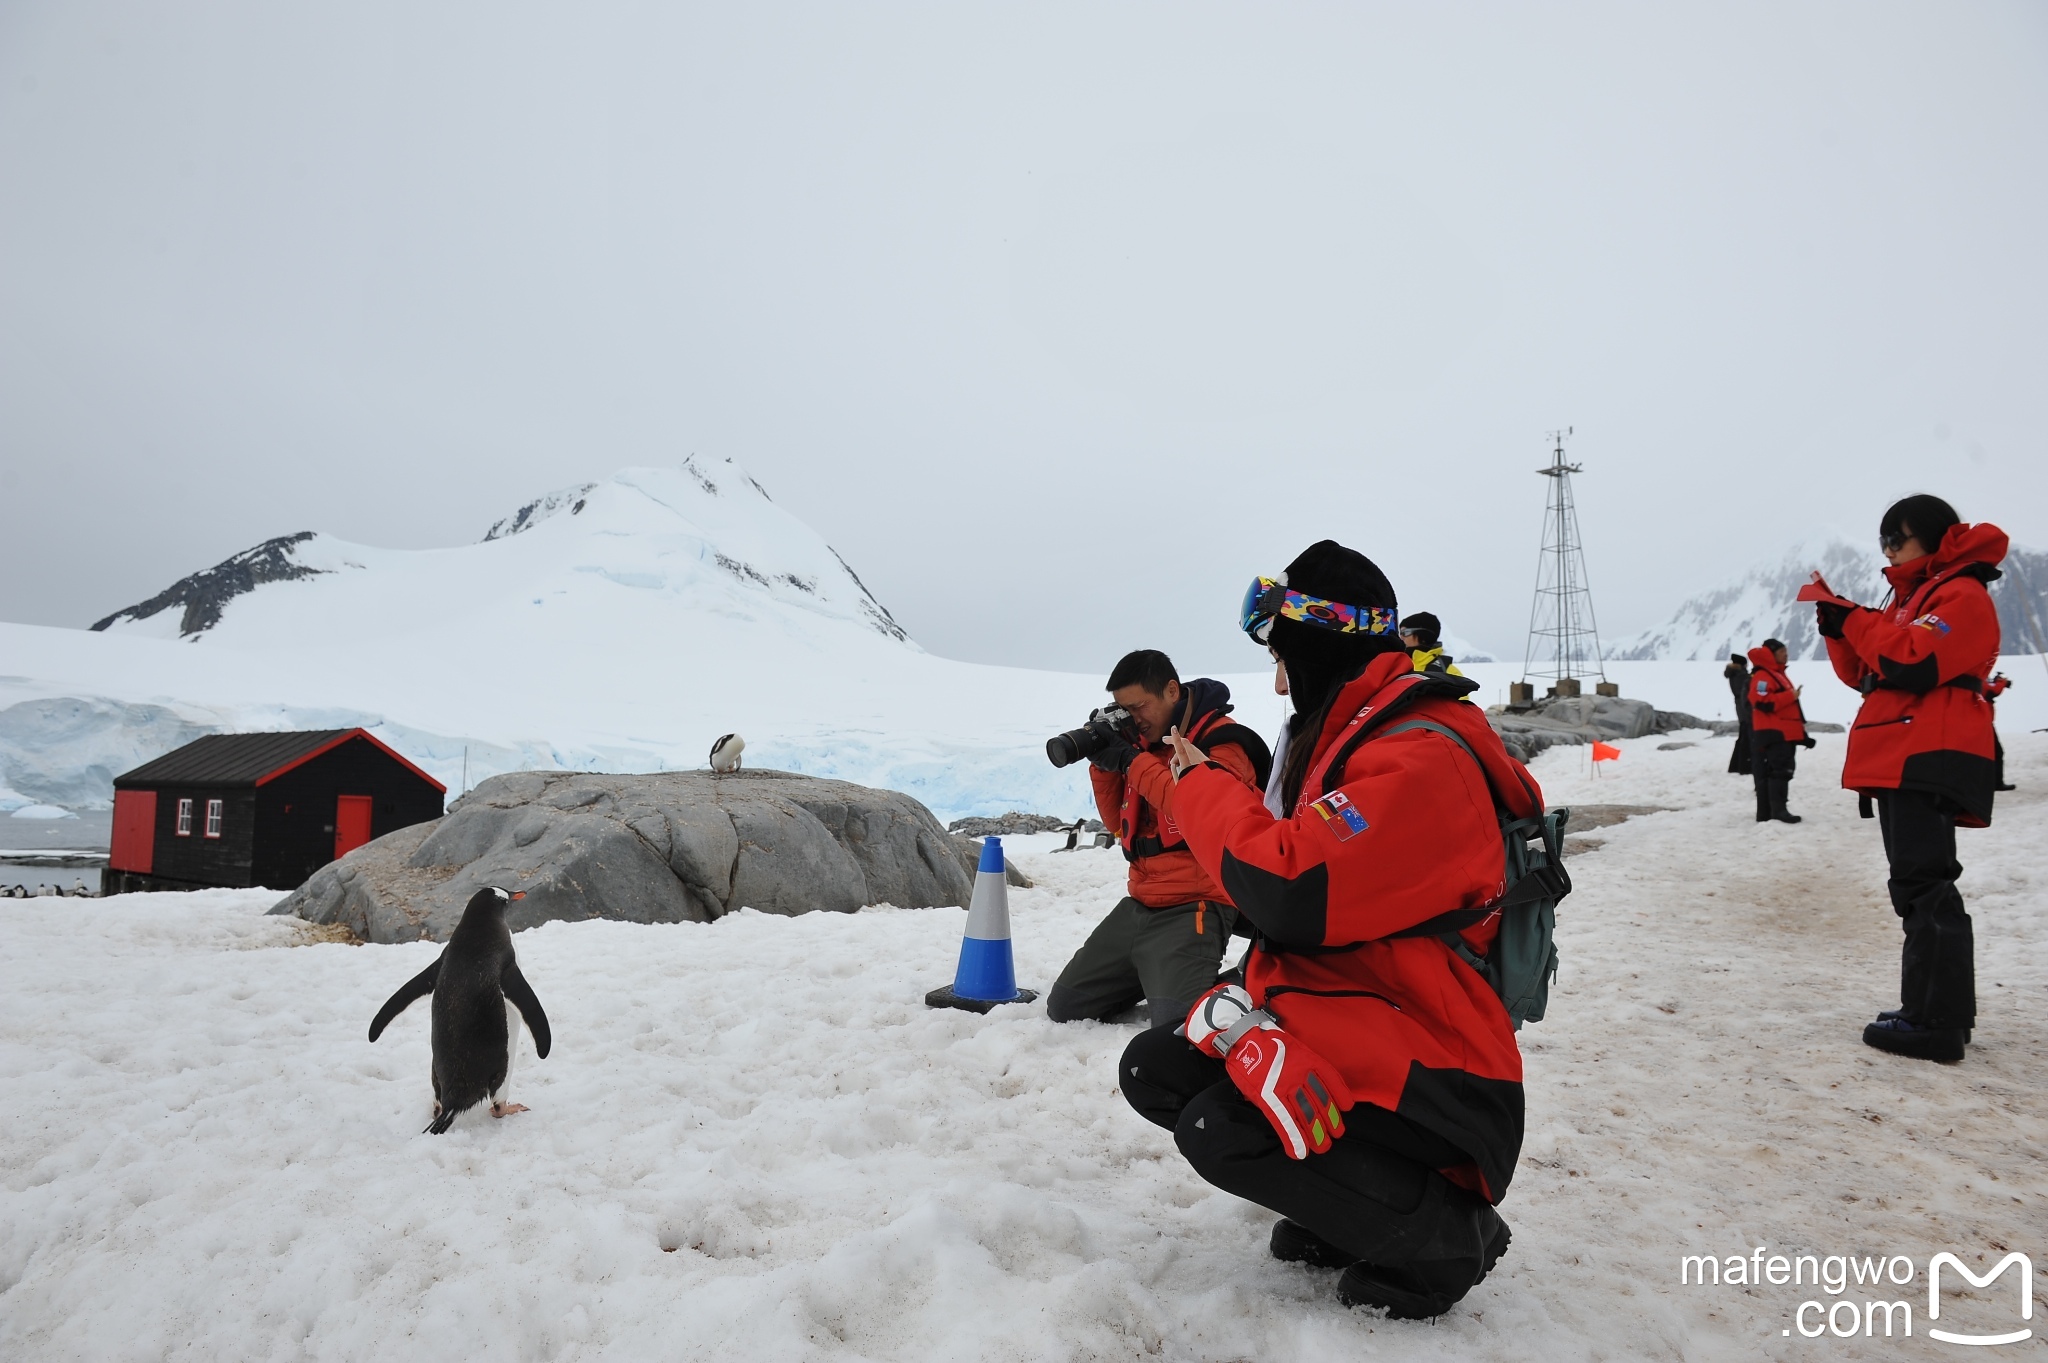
[481,483,597,542]
[830,548,907,642]
[90,533,325,638]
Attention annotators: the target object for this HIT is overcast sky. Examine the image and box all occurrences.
[2,2,2043,675]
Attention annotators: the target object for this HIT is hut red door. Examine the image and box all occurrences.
[334,795,373,859]
[110,790,157,873]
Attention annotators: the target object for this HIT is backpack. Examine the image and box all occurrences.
[1375,718,1572,1030]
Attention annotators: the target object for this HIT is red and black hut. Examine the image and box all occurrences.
[105,729,445,895]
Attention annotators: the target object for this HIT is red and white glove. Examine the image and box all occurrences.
[1183,984,1355,1159]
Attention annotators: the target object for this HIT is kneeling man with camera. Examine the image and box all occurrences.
[1045,649,1270,1025]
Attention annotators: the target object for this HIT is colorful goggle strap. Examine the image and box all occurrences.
[1240,575,1399,643]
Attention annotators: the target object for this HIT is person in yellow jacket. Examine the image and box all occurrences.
[1399,612,1466,678]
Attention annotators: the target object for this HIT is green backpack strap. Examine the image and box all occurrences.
[1368,718,1572,1028]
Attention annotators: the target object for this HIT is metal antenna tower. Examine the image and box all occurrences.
[1519,428,1609,698]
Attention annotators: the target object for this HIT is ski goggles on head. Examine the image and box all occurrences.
[1239,575,1399,644]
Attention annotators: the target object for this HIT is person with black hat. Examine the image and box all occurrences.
[1809,494,2008,1062]
[1746,638,1812,824]
[1117,540,1539,1320]
[1398,612,1465,679]
[1724,652,1753,775]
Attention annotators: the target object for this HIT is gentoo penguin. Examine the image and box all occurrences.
[708,732,745,773]
[368,886,551,1134]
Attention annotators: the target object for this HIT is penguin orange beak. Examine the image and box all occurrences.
[510,891,526,900]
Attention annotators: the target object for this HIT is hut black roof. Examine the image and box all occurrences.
[114,729,446,791]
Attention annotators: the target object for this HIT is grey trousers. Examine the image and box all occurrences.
[1046,896,1236,1026]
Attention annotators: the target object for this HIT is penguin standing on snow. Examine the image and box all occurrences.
[708,732,745,773]
[368,886,551,1134]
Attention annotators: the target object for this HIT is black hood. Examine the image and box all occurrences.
[1177,677,1233,731]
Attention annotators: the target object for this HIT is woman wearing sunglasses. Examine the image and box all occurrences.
[1118,539,1542,1319]
[1808,494,2008,1063]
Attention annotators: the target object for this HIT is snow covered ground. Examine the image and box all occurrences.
[3,727,2042,1360]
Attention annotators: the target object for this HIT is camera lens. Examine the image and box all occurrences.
[1046,725,1104,768]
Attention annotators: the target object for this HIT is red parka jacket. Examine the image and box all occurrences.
[1170,652,1540,1203]
[1090,680,1264,908]
[1745,647,1807,743]
[1824,522,2006,825]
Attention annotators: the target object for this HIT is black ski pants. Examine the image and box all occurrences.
[1751,730,1796,817]
[1875,789,1976,1029]
[1728,710,1752,775]
[1119,1024,1501,1272]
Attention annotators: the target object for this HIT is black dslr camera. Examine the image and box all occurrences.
[1046,706,1135,769]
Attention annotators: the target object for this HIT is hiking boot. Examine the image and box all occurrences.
[1337,1214,1511,1319]
[1876,1009,1969,1044]
[1863,1015,1965,1062]
[1770,780,1802,824]
[1270,1218,1358,1269]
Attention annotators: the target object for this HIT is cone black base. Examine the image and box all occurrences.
[925,985,1039,1013]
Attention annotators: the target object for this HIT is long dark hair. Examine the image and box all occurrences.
[1278,665,1371,809]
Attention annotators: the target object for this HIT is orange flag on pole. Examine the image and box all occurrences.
[1591,741,1621,762]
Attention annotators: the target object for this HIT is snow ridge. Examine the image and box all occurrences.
[482,483,597,542]
[1608,536,2048,662]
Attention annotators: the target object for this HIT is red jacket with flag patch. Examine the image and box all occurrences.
[1745,647,1807,743]
[1169,652,1540,1203]
[1824,522,2006,824]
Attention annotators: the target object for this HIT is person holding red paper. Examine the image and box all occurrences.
[1807,494,2006,1063]
[1117,540,1534,1320]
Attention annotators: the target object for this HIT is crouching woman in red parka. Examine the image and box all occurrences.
[1811,495,2006,1063]
[1118,540,1539,1320]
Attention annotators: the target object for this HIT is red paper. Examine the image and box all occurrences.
[1796,571,1857,608]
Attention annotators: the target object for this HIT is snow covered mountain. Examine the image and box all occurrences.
[5,459,1139,823]
[91,460,908,647]
[1606,534,2048,662]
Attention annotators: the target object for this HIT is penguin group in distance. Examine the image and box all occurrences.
[368,885,551,1134]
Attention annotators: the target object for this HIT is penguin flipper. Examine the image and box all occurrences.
[501,962,551,1059]
[368,958,441,1041]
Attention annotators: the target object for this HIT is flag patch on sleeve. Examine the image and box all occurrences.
[1911,613,1951,634]
[1308,790,1369,841]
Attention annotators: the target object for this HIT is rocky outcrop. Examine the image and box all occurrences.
[947,812,1070,837]
[1488,695,1660,763]
[272,769,977,943]
[89,533,326,637]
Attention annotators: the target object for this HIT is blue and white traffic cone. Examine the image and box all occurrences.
[925,836,1039,1012]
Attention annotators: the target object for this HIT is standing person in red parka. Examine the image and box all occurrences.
[1119,540,1538,1320]
[1747,638,1814,824]
[1809,495,2007,1063]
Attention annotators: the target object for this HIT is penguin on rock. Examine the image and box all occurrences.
[368,886,551,1134]
[708,733,746,773]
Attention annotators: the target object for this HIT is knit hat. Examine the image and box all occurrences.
[1399,612,1442,649]
[1268,540,1402,719]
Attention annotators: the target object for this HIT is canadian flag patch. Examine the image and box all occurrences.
[1308,790,1369,841]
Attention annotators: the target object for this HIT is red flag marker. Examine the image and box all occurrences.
[1592,741,1621,762]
